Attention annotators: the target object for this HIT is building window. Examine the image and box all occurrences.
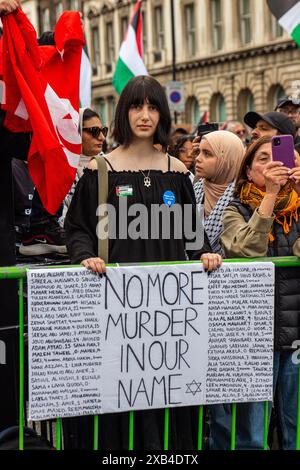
[153,6,164,62]
[210,93,227,122]
[239,0,252,44]
[95,98,107,125]
[142,11,147,54]
[55,2,63,22]
[248,93,255,112]
[186,97,200,127]
[273,85,285,108]
[267,84,285,110]
[106,22,115,73]
[69,0,80,9]
[192,99,200,127]
[185,4,196,57]
[41,8,51,32]
[237,89,255,121]
[91,26,100,76]
[275,86,285,102]
[271,15,283,38]
[107,97,116,124]
[120,16,128,44]
[211,0,223,51]
[217,95,227,122]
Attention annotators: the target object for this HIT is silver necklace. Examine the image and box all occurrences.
[140,169,151,187]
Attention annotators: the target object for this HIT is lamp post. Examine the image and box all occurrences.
[170,0,176,82]
[170,0,178,124]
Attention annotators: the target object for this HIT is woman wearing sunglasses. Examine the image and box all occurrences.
[59,108,108,225]
[65,76,221,450]
[78,108,108,177]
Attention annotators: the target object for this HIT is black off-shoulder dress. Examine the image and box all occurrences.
[65,157,211,264]
[64,156,211,450]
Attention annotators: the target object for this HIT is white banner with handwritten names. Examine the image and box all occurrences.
[27,262,274,420]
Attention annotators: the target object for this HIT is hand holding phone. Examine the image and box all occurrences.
[271,135,295,169]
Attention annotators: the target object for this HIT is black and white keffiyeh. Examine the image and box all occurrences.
[194,180,235,255]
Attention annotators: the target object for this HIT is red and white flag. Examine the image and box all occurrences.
[1,9,84,214]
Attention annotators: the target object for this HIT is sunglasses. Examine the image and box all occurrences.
[83,126,108,138]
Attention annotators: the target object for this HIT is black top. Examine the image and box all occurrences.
[65,157,211,264]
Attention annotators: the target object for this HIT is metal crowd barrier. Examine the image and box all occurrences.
[0,256,300,451]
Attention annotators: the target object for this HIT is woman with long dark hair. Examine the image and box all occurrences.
[65,75,221,449]
[172,134,196,177]
[66,76,221,272]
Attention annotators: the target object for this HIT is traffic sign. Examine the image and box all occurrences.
[165,81,185,113]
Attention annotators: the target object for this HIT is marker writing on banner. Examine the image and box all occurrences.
[105,307,199,408]
[119,339,190,372]
[105,308,200,340]
[103,268,206,409]
[118,373,182,408]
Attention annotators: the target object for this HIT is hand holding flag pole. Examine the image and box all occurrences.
[0,0,20,15]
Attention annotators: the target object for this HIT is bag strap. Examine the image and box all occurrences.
[93,155,109,263]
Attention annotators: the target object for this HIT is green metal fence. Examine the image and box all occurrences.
[1,256,300,451]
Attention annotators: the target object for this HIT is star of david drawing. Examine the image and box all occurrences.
[186,380,202,396]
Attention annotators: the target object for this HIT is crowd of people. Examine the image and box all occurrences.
[1,0,300,452]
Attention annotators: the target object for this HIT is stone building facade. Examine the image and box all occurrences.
[21,0,300,128]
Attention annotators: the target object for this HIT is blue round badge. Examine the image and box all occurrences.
[163,190,176,207]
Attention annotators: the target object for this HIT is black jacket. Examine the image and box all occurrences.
[230,199,300,351]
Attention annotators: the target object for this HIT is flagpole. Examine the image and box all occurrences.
[170,0,178,124]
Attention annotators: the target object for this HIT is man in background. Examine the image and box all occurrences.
[275,97,300,144]
[244,111,296,142]
[226,121,249,146]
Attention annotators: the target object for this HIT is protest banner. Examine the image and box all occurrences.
[27,262,274,421]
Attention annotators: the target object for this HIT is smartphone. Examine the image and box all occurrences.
[271,135,295,169]
[197,122,219,137]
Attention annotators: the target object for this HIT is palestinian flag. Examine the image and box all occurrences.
[199,111,209,124]
[112,0,147,95]
[192,111,209,133]
[267,0,300,47]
